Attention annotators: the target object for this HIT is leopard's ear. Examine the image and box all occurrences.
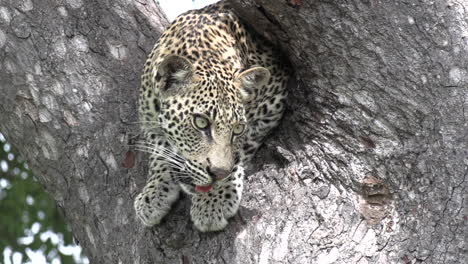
[235,67,270,101]
[156,55,194,96]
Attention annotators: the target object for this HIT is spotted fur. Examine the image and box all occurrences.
[134,1,288,232]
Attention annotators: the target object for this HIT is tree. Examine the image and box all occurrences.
[0,0,466,263]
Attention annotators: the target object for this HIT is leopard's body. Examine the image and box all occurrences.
[134,1,288,232]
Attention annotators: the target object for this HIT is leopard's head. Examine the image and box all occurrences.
[152,55,269,189]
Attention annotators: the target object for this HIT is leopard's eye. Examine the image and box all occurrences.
[193,114,210,130]
[233,123,246,136]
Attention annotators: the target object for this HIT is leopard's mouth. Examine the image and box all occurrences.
[195,184,213,192]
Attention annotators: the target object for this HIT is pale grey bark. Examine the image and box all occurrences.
[0,0,466,263]
[230,0,468,263]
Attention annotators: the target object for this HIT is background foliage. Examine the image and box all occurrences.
[0,133,87,264]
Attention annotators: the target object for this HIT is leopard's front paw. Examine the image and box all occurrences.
[191,209,228,232]
[134,192,171,227]
[190,197,228,232]
[189,178,243,232]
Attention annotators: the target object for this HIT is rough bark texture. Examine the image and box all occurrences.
[230,0,468,263]
[0,0,466,263]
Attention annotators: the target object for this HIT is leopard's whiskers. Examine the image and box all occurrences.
[134,140,219,184]
[134,144,186,171]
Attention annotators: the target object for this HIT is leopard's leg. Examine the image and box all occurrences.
[190,165,244,232]
[134,138,181,226]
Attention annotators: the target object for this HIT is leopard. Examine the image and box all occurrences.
[134,0,288,232]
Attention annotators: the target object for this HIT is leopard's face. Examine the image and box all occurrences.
[142,54,270,188]
[150,55,252,187]
[158,80,247,187]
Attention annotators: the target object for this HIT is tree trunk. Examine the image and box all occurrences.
[229,0,468,263]
[1,0,466,263]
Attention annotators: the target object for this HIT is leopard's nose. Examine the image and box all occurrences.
[209,167,231,180]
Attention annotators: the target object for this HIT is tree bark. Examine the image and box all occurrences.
[0,0,466,263]
[229,0,468,263]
